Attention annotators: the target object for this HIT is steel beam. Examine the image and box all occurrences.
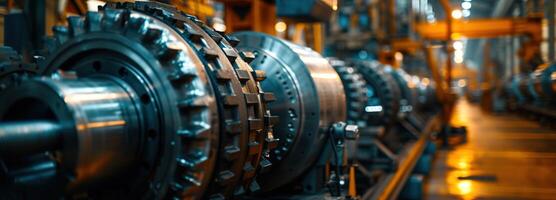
[416,17,543,41]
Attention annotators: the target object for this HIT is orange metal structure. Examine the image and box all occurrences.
[415,16,543,62]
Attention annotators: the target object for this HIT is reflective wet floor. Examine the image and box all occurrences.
[425,100,556,200]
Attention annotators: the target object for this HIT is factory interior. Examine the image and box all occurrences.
[0,0,555,199]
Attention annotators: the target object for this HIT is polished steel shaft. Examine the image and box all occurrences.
[0,77,142,192]
[0,120,62,156]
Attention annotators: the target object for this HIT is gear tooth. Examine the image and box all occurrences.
[251,70,266,81]
[182,174,202,186]
[177,152,208,169]
[52,26,69,44]
[85,12,102,32]
[177,157,195,169]
[206,29,223,43]
[101,7,126,30]
[259,157,272,173]
[201,47,219,60]
[248,180,261,192]
[225,120,241,134]
[233,185,245,196]
[42,37,58,55]
[223,145,240,161]
[214,69,233,80]
[226,35,241,47]
[182,23,203,42]
[177,98,208,110]
[142,27,163,44]
[116,2,135,9]
[235,69,251,81]
[159,44,181,61]
[177,122,210,139]
[244,93,259,104]
[217,170,235,184]
[215,29,226,36]
[178,10,196,19]
[125,16,147,33]
[67,16,85,37]
[223,95,240,106]
[170,181,184,191]
[168,70,197,84]
[152,7,178,25]
[222,47,238,62]
[239,51,255,63]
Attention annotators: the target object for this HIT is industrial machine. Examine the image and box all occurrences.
[330,59,440,199]
[0,1,442,199]
[0,1,360,199]
[506,64,556,123]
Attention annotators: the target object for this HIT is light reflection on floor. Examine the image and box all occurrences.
[425,99,556,200]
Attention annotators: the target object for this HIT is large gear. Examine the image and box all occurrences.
[0,46,42,91]
[102,2,273,198]
[352,60,401,129]
[329,58,369,128]
[2,4,220,199]
[414,77,437,112]
[387,67,417,116]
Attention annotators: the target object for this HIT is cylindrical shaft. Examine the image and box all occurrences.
[0,120,62,157]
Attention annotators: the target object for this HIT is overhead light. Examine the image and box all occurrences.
[462,2,472,9]
[462,9,471,17]
[457,79,467,87]
[275,21,287,33]
[422,78,430,86]
[454,56,464,64]
[455,50,464,57]
[451,9,463,19]
[453,41,464,50]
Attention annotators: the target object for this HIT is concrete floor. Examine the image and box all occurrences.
[425,100,556,200]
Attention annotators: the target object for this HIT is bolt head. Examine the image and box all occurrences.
[344,125,359,140]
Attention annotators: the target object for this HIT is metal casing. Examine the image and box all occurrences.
[233,31,346,191]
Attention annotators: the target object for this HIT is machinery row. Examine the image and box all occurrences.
[505,64,556,125]
[0,2,440,199]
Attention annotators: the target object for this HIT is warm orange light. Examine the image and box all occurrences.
[456,180,473,196]
[275,21,287,33]
[453,41,464,50]
[451,33,462,40]
[451,9,463,19]
[454,56,464,64]
[457,79,467,87]
[422,78,430,86]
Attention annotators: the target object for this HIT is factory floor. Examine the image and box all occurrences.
[425,99,556,200]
